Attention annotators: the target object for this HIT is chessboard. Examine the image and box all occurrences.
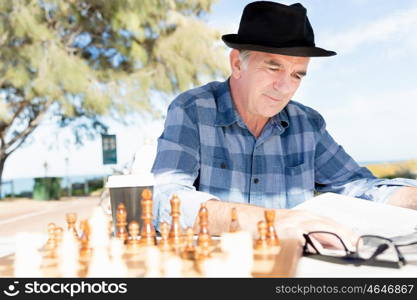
[0,189,302,277]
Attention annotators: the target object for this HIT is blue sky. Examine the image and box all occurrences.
[3,0,417,180]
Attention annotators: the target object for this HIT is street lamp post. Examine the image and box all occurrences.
[65,157,72,197]
[43,161,48,177]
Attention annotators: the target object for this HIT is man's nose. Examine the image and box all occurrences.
[273,74,292,94]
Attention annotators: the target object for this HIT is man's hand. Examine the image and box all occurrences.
[387,186,417,210]
[277,209,359,251]
[199,200,359,250]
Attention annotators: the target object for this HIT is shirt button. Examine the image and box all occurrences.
[253,178,259,184]
[220,162,227,169]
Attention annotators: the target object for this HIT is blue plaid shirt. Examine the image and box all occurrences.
[151,79,417,229]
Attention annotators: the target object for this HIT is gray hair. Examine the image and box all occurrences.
[238,50,252,70]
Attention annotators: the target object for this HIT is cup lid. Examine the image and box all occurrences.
[106,173,154,188]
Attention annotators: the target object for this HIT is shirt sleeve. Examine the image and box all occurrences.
[152,172,219,231]
[313,115,417,203]
[151,99,218,230]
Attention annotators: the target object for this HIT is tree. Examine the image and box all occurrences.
[0,0,229,192]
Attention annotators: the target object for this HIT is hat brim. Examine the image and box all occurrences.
[222,34,336,57]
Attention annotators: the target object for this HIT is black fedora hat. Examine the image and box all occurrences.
[222,1,336,57]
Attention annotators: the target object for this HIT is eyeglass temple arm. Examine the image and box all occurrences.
[369,243,389,260]
[303,233,321,255]
[394,245,406,264]
[336,237,352,254]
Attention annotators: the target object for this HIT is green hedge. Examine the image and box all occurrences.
[33,177,62,200]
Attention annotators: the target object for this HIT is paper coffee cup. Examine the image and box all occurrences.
[106,173,154,234]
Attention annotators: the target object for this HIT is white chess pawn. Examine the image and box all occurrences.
[163,255,183,278]
[58,231,79,277]
[87,247,112,277]
[14,232,44,277]
[201,257,229,277]
[144,246,161,277]
[220,231,253,277]
[87,207,113,277]
[109,238,128,277]
[89,207,110,249]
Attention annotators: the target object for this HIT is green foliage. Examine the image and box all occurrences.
[382,170,416,180]
[0,0,228,181]
[33,177,62,200]
[366,160,417,179]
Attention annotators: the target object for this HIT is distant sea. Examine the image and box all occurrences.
[0,174,109,198]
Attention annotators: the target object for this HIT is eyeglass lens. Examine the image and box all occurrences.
[307,232,349,257]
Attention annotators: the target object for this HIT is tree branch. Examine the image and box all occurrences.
[64,26,83,51]
[4,98,54,154]
[0,135,5,156]
[0,31,9,48]
[3,124,36,157]
[8,100,30,128]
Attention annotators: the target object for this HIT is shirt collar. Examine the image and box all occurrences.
[214,79,240,127]
[271,106,290,131]
[214,79,290,130]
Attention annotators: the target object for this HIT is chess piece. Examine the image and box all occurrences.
[66,212,79,239]
[229,207,241,232]
[168,194,183,250]
[127,221,141,250]
[44,222,57,258]
[220,231,253,277]
[195,233,211,260]
[54,226,64,248]
[116,203,128,243]
[163,255,183,277]
[109,238,128,277]
[14,233,43,277]
[158,222,171,251]
[197,203,211,246]
[58,231,79,277]
[181,227,196,260]
[140,188,157,246]
[108,219,114,237]
[44,226,63,264]
[255,220,269,250]
[144,246,161,277]
[87,208,112,277]
[79,219,92,260]
[264,210,280,246]
[196,203,211,259]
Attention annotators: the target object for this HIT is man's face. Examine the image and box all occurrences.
[231,50,309,119]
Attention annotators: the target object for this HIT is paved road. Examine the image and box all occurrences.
[0,197,102,256]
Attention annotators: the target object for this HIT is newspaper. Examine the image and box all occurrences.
[294,192,417,237]
[294,193,417,276]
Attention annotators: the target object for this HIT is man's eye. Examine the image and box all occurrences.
[268,67,279,72]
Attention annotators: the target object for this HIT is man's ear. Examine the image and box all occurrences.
[230,49,242,79]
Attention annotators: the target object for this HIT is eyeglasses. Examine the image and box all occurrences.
[303,231,417,268]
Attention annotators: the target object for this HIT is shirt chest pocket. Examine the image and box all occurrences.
[212,157,231,170]
[284,162,315,207]
[200,156,233,189]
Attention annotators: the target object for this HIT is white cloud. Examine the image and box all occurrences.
[322,5,417,55]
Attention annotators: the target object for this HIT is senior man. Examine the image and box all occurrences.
[151,1,417,246]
